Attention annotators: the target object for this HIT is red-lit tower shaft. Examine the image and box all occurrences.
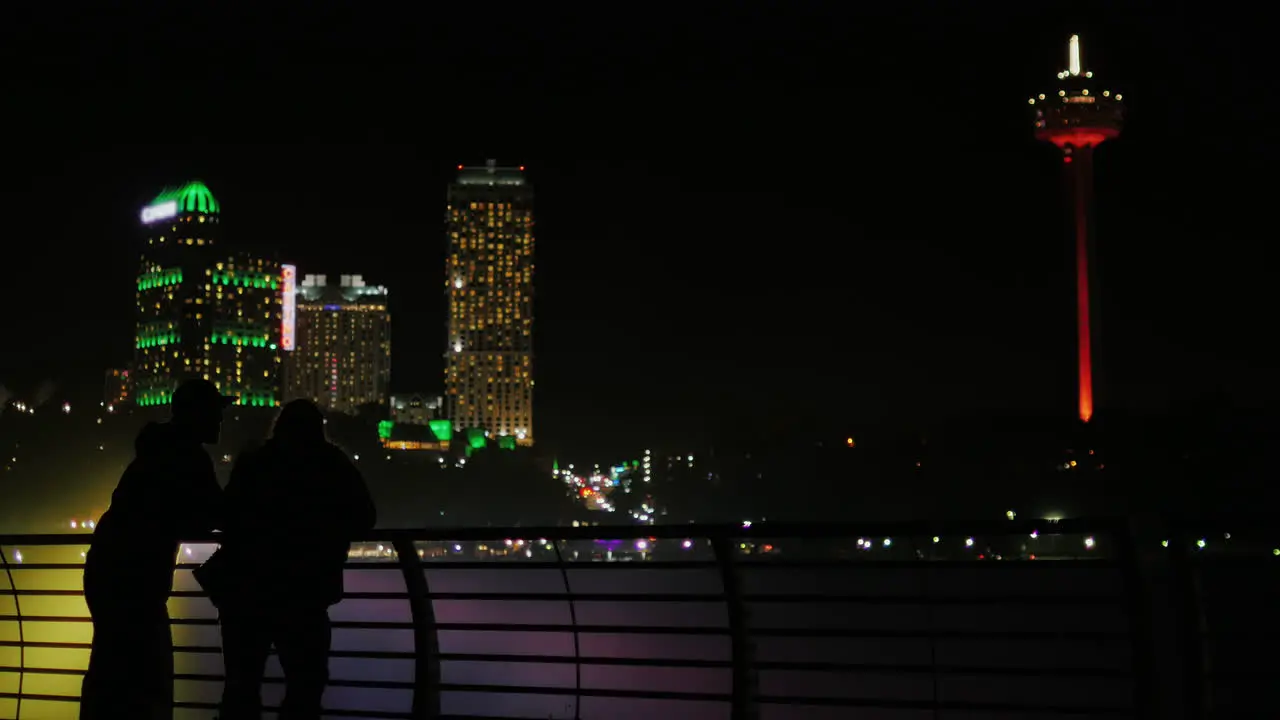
[1066,146,1097,424]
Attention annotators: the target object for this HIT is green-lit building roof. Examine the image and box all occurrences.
[152,180,220,214]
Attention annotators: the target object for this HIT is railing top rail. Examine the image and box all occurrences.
[0,516,1126,546]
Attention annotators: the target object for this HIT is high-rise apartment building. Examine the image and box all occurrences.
[445,160,535,445]
[133,180,284,408]
[284,274,391,414]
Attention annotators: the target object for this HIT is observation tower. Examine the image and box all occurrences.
[1030,35,1125,424]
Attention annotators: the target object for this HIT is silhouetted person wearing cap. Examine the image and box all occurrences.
[80,378,232,720]
[217,400,376,720]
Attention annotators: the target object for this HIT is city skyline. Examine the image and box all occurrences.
[3,7,1274,455]
[122,173,535,445]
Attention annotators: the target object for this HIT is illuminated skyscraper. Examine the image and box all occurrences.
[284,273,392,414]
[1030,35,1124,423]
[445,160,535,445]
[133,180,284,408]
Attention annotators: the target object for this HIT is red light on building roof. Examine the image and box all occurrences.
[519,166,526,171]
[457,164,463,170]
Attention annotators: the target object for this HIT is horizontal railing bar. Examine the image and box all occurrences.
[747,627,1131,639]
[754,694,1131,713]
[429,685,1134,714]
[425,683,732,701]
[177,674,412,690]
[178,702,411,719]
[0,559,1125,574]
[0,561,1129,576]
[0,640,417,659]
[175,700,410,718]
[743,594,1126,604]
[434,653,729,667]
[0,694,414,718]
[0,623,1130,639]
[749,661,1133,677]
[0,616,419,630]
[0,657,1138,678]
[433,653,1133,677]
[738,560,1122,568]
[0,517,1126,546]
[0,646,1133,676]
[0,687,1136,714]
[4,588,1129,605]
[0,678,1121,713]
[0,665,416,690]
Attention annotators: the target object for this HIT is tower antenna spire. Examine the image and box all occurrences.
[1068,34,1082,76]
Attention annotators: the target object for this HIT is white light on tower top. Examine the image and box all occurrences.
[1068,34,1081,76]
[141,200,177,224]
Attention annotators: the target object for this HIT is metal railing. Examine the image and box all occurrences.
[0,518,1265,719]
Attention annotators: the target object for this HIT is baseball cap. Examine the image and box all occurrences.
[172,378,237,416]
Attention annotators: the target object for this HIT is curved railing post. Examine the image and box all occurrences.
[391,534,440,719]
[711,536,756,720]
[1114,518,1157,719]
[551,539,581,720]
[0,544,25,720]
[1169,526,1207,720]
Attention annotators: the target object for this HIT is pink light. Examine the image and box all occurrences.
[280,264,297,351]
[1039,128,1118,148]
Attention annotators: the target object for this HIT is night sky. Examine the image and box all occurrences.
[1,5,1274,453]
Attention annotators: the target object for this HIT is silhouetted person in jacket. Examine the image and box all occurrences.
[81,378,232,720]
[218,399,376,720]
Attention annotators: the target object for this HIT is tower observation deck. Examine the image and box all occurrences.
[1029,35,1125,424]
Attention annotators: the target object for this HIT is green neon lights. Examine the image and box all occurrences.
[210,333,272,348]
[233,390,276,408]
[428,419,453,443]
[136,388,174,406]
[465,428,487,450]
[152,180,220,214]
[497,436,516,450]
[135,385,276,408]
[138,268,183,291]
[211,271,279,290]
[211,323,273,347]
[378,420,394,440]
[136,330,179,349]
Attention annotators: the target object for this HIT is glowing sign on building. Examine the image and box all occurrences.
[281,264,297,351]
[140,200,178,224]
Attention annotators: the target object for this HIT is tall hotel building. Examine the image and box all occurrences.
[446,160,535,445]
[133,181,283,407]
[284,273,392,414]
